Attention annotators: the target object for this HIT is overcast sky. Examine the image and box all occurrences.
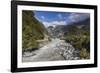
[34,11,90,27]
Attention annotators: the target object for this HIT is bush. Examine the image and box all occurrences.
[22,10,48,52]
[80,48,90,59]
[64,32,90,59]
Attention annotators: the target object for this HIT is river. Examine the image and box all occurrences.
[22,38,80,62]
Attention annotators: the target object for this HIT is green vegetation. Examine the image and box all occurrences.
[64,25,90,59]
[22,10,48,52]
[22,10,90,59]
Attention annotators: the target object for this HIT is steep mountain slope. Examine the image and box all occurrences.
[53,18,90,36]
[22,10,48,52]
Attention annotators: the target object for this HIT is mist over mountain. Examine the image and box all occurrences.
[47,18,90,38]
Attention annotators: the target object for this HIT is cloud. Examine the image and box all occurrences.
[41,16,45,20]
[43,20,67,27]
[68,13,90,22]
[58,14,63,19]
[34,15,45,22]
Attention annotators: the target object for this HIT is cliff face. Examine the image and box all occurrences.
[22,10,48,51]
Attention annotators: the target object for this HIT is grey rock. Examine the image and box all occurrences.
[22,38,80,62]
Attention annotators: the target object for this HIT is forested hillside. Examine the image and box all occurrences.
[63,18,90,59]
[22,10,48,52]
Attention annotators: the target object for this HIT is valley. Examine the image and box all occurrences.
[22,11,90,62]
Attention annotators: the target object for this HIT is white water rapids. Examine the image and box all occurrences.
[22,38,80,62]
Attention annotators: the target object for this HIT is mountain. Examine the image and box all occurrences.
[22,10,48,52]
[52,18,90,37]
[71,18,90,31]
[71,18,90,26]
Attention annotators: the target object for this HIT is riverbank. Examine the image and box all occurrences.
[22,38,80,62]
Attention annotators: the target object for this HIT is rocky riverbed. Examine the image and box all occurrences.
[22,38,80,62]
